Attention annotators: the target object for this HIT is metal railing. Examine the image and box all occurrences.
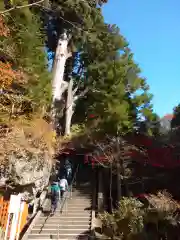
[57,165,79,239]
[59,164,79,214]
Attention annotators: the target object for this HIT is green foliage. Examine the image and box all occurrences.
[3,8,51,113]
[75,36,154,135]
[139,112,161,136]
[100,193,180,240]
[99,197,144,239]
[43,0,155,136]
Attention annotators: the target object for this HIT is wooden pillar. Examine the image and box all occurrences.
[98,167,104,213]
[116,160,122,202]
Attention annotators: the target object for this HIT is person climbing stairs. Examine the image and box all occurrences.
[23,165,93,240]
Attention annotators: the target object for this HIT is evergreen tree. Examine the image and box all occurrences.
[41,0,108,129]
[0,8,51,122]
[139,112,161,136]
[171,104,180,129]
[73,25,154,136]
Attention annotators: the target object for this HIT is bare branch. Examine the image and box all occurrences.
[61,80,68,93]
[66,51,72,60]
[74,87,89,101]
[91,155,109,168]
[72,65,84,95]
[95,142,114,163]
[72,86,78,95]
[0,0,44,15]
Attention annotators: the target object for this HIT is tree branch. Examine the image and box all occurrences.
[72,65,84,95]
[72,86,79,95]
[62,80,68,89]
[74,87,89,101]
[66,51,72,60]
[0,0,45,15]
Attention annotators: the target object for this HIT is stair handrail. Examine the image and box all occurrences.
[69,163,79,198]
[60,164,79,213]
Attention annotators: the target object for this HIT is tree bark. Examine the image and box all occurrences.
[98,167,104,213]
[116,161,122,202]
[65,78,74,135]
[51,30,71,129]
[52,31,71,103]
[116,138,122,202]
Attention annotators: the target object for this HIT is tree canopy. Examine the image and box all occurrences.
[0,0,157,157]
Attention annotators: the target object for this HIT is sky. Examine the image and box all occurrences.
[103,0,180,117]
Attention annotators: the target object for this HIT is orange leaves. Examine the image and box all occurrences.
[0,15,10,37]
[0,61,26,90]
[0,61,16,90]
[0,16,14,90]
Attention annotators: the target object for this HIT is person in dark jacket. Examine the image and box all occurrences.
[50,181,60,214]
[65,159,72,184]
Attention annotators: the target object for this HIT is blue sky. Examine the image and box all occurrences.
[103,0,180,117]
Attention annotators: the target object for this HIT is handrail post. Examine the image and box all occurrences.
[65,197,67,214]
[59,164,79,216]
[57,223,60,240]
[70,185,72,199]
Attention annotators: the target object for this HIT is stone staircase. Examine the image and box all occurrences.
[26,185,92,239]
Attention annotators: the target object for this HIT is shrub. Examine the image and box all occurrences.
[99,192,180,240]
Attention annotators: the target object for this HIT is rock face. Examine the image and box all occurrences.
[0,119,54,202]
[0,152,52,202]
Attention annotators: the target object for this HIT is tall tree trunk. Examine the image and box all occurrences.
[65,78,74,135]
[52,31,70,103]
[116,138,122,202]
[116,160,122,202]
[98,167,104,213]
[51,30,71,129]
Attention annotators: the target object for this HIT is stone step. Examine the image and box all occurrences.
[37,214,91,219]
[72,191,91,193]
[68,202,91,204]
[68,201,91,204]
[71,197,91,200]
[28,233,89,239]
[72,190,91,192]
[69,196,91,198]
[60,208,91,211]
[36,219,91,225]
[40,211,91,217]
[72,193,91,196]
[41,209,91,215]
[33,224,90,230]
[31,229,89,234]
[39,215,91,219]
[67,202,91,205]
[46,215,91,220]
[40,207,91,217]
[67,203,91,207]
[68,199,92,203]
[36,218,91,225]
[42,205,92,211]
[65,205,91,209]
[64,206,91,209]
[52,212,91,216]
